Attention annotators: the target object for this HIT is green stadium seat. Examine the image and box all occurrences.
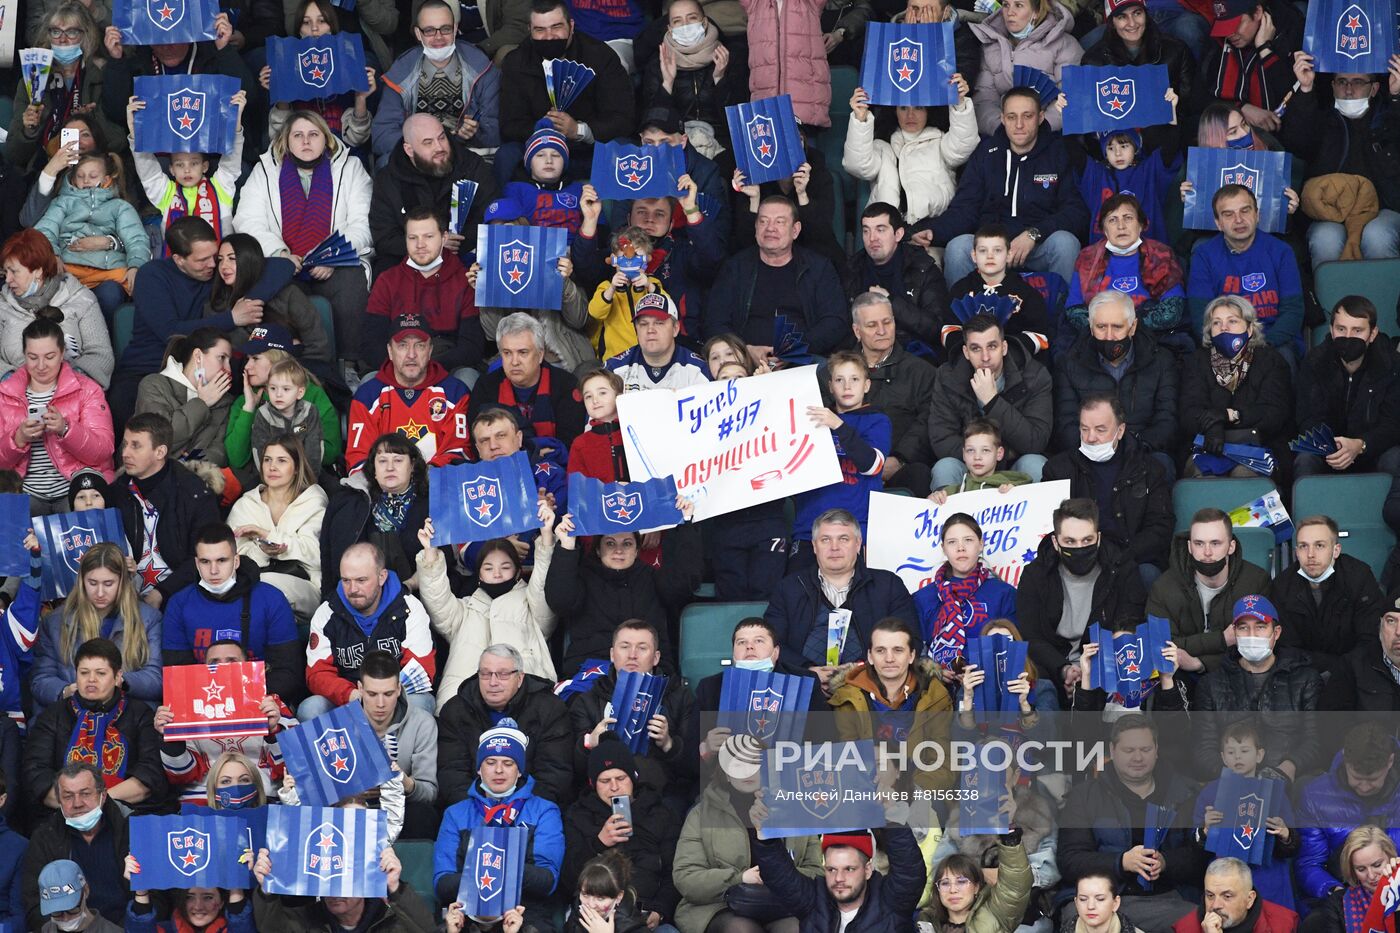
[309,295,336,352]
[1313,259,1400,337]
[113,303,135,362]
[679,601,768,684]
[395,839,437,911]
[1171,477,1278,533]
[1234,526,1280,576]
[1292,473,1397,579]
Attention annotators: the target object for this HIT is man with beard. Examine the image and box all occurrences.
[846,202,949,353]
[1172,859,1299,933]
[369,114,497,274]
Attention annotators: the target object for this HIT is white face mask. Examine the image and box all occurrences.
[408,254,445,273]
[200,575,237,596]
[1079,440,1117,463]
[1237,636,1273,663]
[1335,97,1369,119]
[1298,563,1336,585]
[422,42,455,63]
[671,22,706,46]
[55,911,88,932]
[734,656,774,672]
[1105,237,1142,257]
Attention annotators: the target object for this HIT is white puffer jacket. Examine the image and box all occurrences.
[842,97,981,225]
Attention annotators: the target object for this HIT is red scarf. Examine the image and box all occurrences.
[925,564,992,667]
[279,156,334,258]
[165,180,222,256]
[65,694,130,786]
[497,366,556,438]
[173,911,228,933]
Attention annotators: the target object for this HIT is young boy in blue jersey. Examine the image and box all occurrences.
[788,351,890,571]
[1077,103,1181,247]
[491,119,587,239]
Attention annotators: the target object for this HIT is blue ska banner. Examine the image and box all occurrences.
[452,179,480,234]
[590,141,687,200]
[132,74,241,154]
[32,508,127,600]
[1012,65,1060,109]
[1206,770,1283,865]
[610,670,668,756]
[457,825,529,918]
[1060,64,1174,135]
[279,703,394,806]
[115,0,218,45]
[267,33,369,103]
[966,634,1029,713]
[1084,620,1172,708]
[264,805,387,898]
[1182,147,1294,235]
[475,224,568,310]
[726,95,805,186]
[717,667,814,746]
[181,803,269,854]
[0,494,30,577]
[1304,0,1395,75]
[129,813,251,890]
[568,474,685,536]
[759,740,884,839]
[429,454,546,547]
[859,22,957,107]
[960,754,1009,834]
[1141,804,1177,890]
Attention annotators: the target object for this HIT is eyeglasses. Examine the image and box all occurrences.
[417,24,455,38]
[480,669,520,682]
[937,877,974,890]
[48,27,84,40]
[1332,77,1375,90]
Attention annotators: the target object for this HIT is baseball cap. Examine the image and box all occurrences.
[718,733,764,782]
[1104,0,1145,15]
[1210,0,1255,38]
[243,323,293,356]
[1232,594,1278,627]
[822,831,875,860]
[640,106,684,136]
[632,291,677,322]
[39,860,84,916]
[392,313,431,342]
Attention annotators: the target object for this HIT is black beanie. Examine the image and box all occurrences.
[588,732,638,786]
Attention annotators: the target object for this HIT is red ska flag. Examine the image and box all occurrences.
[1362,863,1400,933]
[162,662,268,741]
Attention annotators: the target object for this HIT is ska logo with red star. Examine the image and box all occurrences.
[167,827,211,877]
[315,727,357,784]
[1233,793,1264,851]
[615,154,654,193]
[298,47,335,89]
[167,88,207,142]
[462,476,504,528]
[305,821,349,880]
[498,239,535,295]
[476,843,506,904]
[147,0,185,29]
[1095,76,1135,121]
[602,489,643,526]
[887,36,924,93]
[58,524,98,576]
[1334,4,1371,60]
[746,113,777,170]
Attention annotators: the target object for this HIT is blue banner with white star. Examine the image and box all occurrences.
[457,825,529,918]
[717,667,814,745]
[859,22,957,107]
[114,0,219,46]
[1060,64,1174,135]
[278,703,394,807]
[590,141,687,201]
[429,453,546,546]
[759,740,885,839]
[264,806,387,898]
[1303,0,1395,74]
[267,33,369,104]
[132,74,241,154]
[129,813,251,890]
[726,95,805,186]
[1182,147,1294,234]
[567,474,685,536]
[475,224,569,310]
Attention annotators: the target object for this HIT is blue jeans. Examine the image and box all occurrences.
[297,692,437,721]
[943,231,1081,291]
[1306,209,1400,268]
[931,453,1048,490]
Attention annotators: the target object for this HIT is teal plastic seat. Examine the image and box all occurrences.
[1292,473,1397,579]
[112,303,135,362]
[1313,259,1400,337]
[679,601,768,684]
[1171,477,1278,533]
[395,839,437,911]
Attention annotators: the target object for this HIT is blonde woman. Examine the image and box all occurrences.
[233,109,373,366]
[205,750,271,811]
[30,542,162,714]
[228,436,328,618]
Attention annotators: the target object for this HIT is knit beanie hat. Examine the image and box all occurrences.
[68,469,112,509]
[477,718,528,771]
[588,732,638,785]
[525,117,569,170]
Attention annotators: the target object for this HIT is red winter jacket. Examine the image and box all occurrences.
[567,419,628,482]
[1173,902,1299,933]
[364,251,483,371]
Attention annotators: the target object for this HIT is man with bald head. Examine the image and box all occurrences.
[303,543,437,719]
[369,113,497,274]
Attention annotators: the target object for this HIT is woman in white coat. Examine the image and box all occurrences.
[842,73,978,228]
[228,436,328,619]
[232,110,373,368]
[414,503,559,711]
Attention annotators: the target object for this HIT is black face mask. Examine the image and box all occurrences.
[477,577,517,600]
[1058,543,1099,576]
[1333,335,1368,363]
[1095,336,1130,363]
[1191,555,1228,578]
[533,37,568,58]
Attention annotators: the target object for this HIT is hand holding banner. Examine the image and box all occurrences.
[726,96,805,186]
[129,813,251,890]
[610,670,668,756]
[457,825,528,918]
[1205,770,1282,865]
[429,454,546,546]
[267,33,370,103]
[758,741,885,839]
[1060,64,1175,135]
[162,661,268,741]
[859,23,957,107]
[717,668,814,745]
[1302,0,1395,75]
[475,224,569,310]
[590,142,687,200]
[263,806,387,898]
[19,48,52,104]
[1182,147,1294,234]
[132,74,242,154]
[278,703,394,806]
[32,508,128,600]
[115,0,219,46]
[567,474,685,536]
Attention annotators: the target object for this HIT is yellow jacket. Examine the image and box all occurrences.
[587,275,670,359]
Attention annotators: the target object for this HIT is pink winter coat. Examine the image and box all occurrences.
[970,2,1083,136]
[742,0,831,128]
[0,362,115,481]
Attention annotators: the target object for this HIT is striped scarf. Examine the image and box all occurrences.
[1342,885,1371,933]
[166,179,222,256]
[279,156,333,258]
[475,791,529,825]
[40,65,84,148]
[498,366,555,438]
[926,563,991,666]
[65,694,130,786]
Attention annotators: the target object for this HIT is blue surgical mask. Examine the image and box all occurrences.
[1226,131,1255,150]
[1009,20,1036,39]
[64,805,102,832]
[215,782,259,810]
[1212,331,1247,358]
[51,43,83,64]
[734,657,775,673]
[19,278,40,299]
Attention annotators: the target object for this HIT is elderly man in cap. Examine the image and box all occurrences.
[1191,595,1321,782]
[37,860,120,933]
[345,312,473,473]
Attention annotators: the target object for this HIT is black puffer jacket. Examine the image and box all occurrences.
[1017,534,1147,705]
[1269,554,1383,679]
[368,137,497,272]
[1340,638,1400,712]
[1145,534,1271,673]
[1281,93,1400,211]
[1191,646,1322,778]
[566,671,698,796]
[1042,434,1173,569]
[1297,336,1400,463]
[861,345,938,467]
[1054,329,1179,454]
[929,343,1054,464]
[845,243,950,350]
[1178,342,1293,461]
[562,786,681,919]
